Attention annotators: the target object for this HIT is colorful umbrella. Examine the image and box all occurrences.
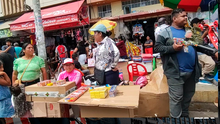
[159,0,217,12]
[89,20,117,35]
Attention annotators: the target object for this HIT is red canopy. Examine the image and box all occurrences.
[10,0,89,31]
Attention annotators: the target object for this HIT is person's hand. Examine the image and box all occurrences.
[215,52,218,59]
[173,39,183,51]
[0,72,5,76]
[13,81,19,87]
[112,67,118,71]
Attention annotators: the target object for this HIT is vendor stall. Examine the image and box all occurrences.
[59,85,140,118]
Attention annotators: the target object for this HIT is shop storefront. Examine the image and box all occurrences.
[9,0,90,56]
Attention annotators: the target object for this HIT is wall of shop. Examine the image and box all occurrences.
[90,1,164,19]
[111,1,123,17]
[131,4,164,13]
[0,1,3,17]
[0,0,25,17]
[26,0,73,9]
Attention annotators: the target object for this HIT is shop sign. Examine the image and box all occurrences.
[0,28,12,38]
[10,14,78,31]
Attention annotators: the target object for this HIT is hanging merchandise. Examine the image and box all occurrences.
[123,24,131,40]
[125,41,141,58]
[30,35,36,45]
[75,29,83,42]
[71,29,75,40]
[132,24,144,36]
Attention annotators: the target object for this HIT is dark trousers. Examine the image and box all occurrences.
[167,72,196,118]
[21,78,40,87]
[104,70,119,85]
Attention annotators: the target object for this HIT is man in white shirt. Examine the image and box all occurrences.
[154,17,169,41]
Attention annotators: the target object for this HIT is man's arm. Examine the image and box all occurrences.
[154,35,182,54]
[2,46,11,53]
[14,52,17,58]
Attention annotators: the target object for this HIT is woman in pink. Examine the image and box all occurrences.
[58,58,83,88]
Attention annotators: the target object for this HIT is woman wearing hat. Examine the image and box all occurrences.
[57,58,83,88]
[90,24,120,85]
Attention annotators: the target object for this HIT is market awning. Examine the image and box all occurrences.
[90,7,172,23]
[10,0,89,31]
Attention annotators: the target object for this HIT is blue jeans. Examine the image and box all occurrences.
[0,98,15,117]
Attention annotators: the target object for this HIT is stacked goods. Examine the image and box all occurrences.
[54,80,66,86]
[132,56,142,62]
[37,80,66,87]
[37,80,52,86]
[141,54,153,63]
[109,85,117,97]
[89,87,108,99]
[64,86,88,102]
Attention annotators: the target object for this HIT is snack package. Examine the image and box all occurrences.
[37,80,51,86]
[55,80,66,86]
[89,87,108,99]
[109,85,117,97]
[66,86,88,102]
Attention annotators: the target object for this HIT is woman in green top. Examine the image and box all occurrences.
[12,43,47,117]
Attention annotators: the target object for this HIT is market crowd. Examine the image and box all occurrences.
[0,8,218,124]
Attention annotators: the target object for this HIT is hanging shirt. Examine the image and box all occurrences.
[55,45,67,58]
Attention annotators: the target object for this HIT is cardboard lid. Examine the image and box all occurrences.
[59,85,140,109]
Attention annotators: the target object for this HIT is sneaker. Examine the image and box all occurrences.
[199,79,212,85]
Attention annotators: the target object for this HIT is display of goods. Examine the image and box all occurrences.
[89,87,108,99]
[125,42,141,57]
[47,83,53,86]
[142,54,153,62]
[55,80,66,85]
[132,56,142,62]
[109,85,117,97]
[37,80,51,86]
[65,86,88,102]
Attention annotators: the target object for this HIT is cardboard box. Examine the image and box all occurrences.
[116,61,129,81]
[25,82,76,102]
[80,106,135,118]
[33,101,70,117]
[87,61,129,80]
[59,85,140,117]
[134,66,169,117]
[33,101,47,117]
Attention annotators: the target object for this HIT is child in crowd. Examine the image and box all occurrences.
[0,60,15,117]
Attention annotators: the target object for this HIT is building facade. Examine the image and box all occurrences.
[87,0,172,41]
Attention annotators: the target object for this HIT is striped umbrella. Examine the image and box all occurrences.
[159,0,217,12]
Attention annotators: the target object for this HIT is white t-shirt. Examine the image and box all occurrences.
[154,24,169,41]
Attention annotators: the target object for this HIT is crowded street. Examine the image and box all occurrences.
[0,0,219,124]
